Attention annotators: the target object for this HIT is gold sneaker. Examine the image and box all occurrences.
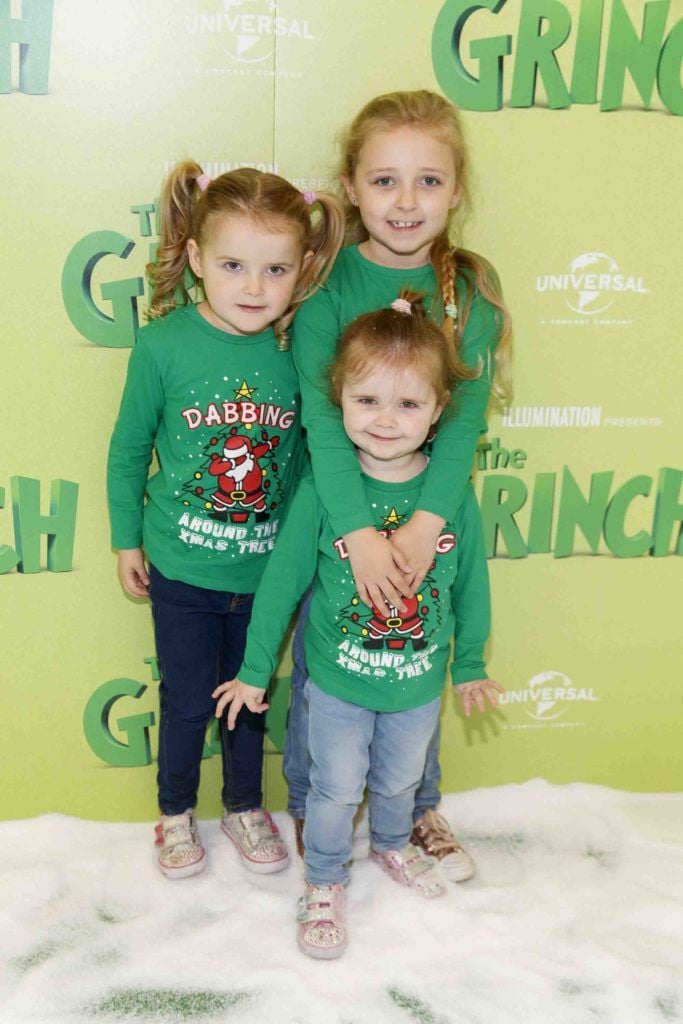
[410,809,475,883]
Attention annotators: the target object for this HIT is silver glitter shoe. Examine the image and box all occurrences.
[410,809,476,883]
[221,808,289,874]
[371,843,446,898]
[155,809,206,879]
[297,883,347,959]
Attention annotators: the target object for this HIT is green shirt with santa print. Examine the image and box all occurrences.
[238,467,491,712]
[107,303,304,593]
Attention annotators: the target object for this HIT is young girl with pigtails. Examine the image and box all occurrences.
[284,89,513,881]
[107,163,344,879]
[214,292,504,958]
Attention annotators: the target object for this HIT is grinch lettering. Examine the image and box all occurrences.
[336,639,438,680]
[181,402,295,431]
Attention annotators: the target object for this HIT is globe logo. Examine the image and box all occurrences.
[565,252,619,315]
[524,671,571,721]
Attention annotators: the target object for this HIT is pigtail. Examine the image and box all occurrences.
[147,160,204,320]
[272,191,345,349]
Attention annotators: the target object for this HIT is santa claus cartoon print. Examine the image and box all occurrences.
[208,431,279,523]
[363,595,428,652]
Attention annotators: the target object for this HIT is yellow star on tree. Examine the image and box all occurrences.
[382,507,404,529]
[234,379,256,401]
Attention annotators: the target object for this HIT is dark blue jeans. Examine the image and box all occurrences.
[149,565,264,816]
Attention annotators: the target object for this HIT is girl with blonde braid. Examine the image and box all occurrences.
[107,164,344,878]
[285,90,512,881]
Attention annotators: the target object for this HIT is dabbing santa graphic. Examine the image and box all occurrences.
[363,594,428,653]
[208,431,279,523]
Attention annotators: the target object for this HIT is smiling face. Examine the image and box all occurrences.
[343,126,460,269]
[187,212,307,335]
[341,363,443,480]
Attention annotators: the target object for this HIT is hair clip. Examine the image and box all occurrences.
[302,190,317,205]
[196,174,212,192]
[391,298,412,315]
[444,303,458,320]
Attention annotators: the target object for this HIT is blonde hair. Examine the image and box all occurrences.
[147,162,345,348]
[330,290,472,410]
[338,89,512,406]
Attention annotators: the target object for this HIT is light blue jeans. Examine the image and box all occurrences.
[283,592,442,818]
[303,679,441,886]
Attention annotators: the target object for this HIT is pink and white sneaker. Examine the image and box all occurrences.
[297,883,347,959]
[371,844,446,898]
[154,809,206,879]
[221,808,289,874]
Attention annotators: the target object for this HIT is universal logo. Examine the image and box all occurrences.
[500,671,599,730]
[536,252,648,325]
[184,0,315,66]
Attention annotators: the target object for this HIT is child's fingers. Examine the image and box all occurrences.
[483,684,501,708]
[215,693,233,718]
[246,698,270,715]
[227,696,245,731]
[472,688,487,713]
[124,574,148,598]
[366,583,392,617]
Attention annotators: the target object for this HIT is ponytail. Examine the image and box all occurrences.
[272,191,346,348]
[147,160,205,320]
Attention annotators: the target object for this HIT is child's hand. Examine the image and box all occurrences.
[117,548,150,598]
[390,511,445,590]
[343,527,413,616]
[457,679,505,717]
[212,679,269,731]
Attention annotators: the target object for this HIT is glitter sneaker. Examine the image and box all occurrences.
[297,883,347,959]
[221,808,289,874]
[410,809,476,883]
[371,843,446,898]
[154,809,206,879]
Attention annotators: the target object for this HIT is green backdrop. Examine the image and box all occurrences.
[1,0,681,821]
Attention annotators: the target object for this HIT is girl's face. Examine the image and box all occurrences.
[341,362,443,476]
[187,213,310,335]
[343,126,459,269]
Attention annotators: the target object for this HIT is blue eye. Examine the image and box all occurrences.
[374,177,394,187]
[266,266,286,276]
[421,176,441,187]
[223,261,241,271]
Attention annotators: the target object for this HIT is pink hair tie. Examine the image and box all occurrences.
[196,173,212,192]
[302,190,317,205]
[391,298,412,315]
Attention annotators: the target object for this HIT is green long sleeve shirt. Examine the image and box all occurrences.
[239,468,491,712]
[292,243,501,537]
[107,304,304,593]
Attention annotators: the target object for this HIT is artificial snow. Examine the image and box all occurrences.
[1,781,682,1024]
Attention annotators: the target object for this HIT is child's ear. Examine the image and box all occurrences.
[301,248,315,270]
[432,403,445,424]
[340,173,358,206]
[449,184,463,210]
[187,238,202,277]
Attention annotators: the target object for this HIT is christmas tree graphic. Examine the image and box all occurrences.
[337,508,445,652]
[178,379,284,523]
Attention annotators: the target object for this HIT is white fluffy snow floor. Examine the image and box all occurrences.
[1,781,682,1024]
